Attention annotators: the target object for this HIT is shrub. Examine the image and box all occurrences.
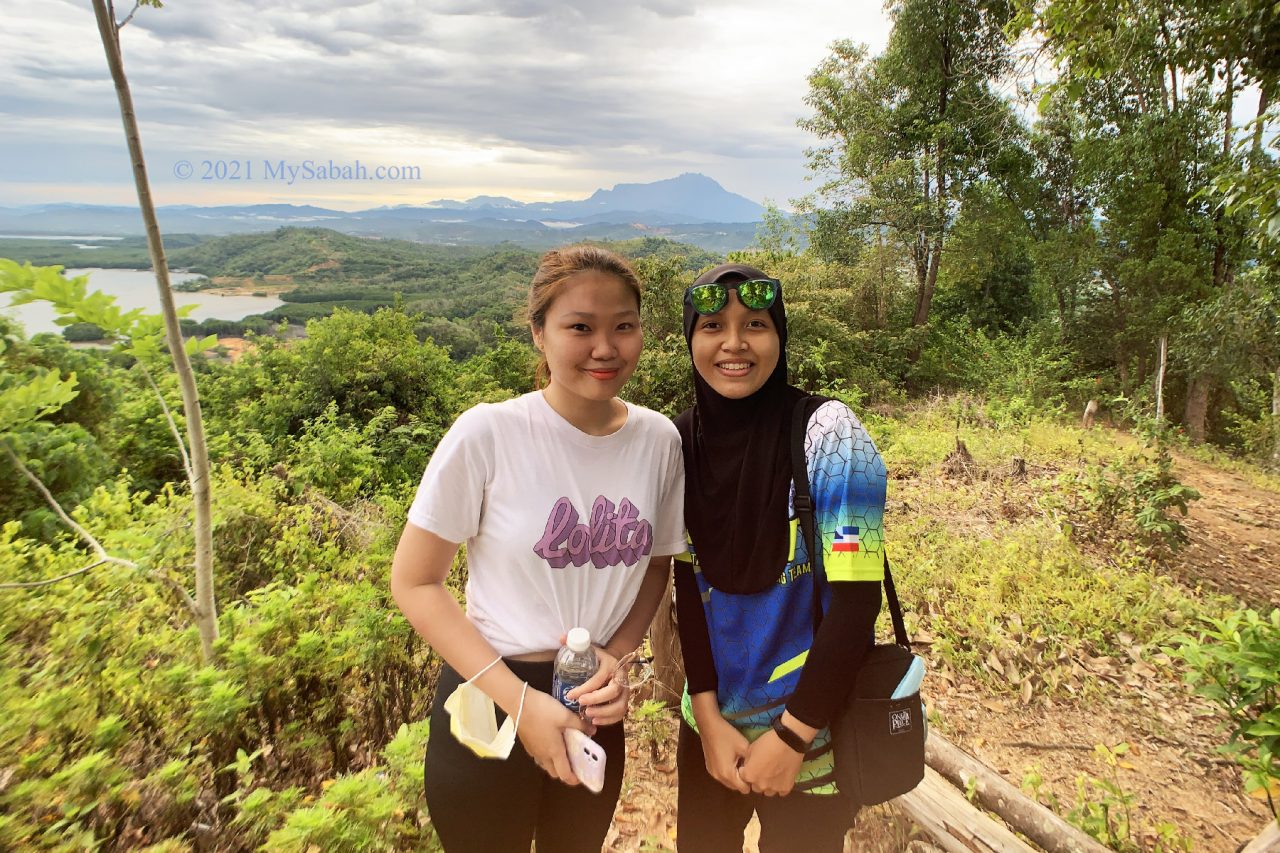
[263,721,440,851]
[1050,442,1200,557]
[1171,609,1280,821]
[892,516,1208,699]
[912,318,1076,420]
[62,321,107,342]
[0,468,434,851]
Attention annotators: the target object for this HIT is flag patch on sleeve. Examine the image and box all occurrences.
[832,526,860,552]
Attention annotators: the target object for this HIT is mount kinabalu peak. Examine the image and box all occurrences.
[415,174,764,222]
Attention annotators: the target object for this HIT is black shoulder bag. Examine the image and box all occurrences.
[791,397,926,806]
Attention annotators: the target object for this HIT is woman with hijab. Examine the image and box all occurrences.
[672,263,887,852]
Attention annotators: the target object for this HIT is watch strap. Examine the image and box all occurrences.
[771,715,810,754]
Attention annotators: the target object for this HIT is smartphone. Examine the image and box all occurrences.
[563,728,607,794]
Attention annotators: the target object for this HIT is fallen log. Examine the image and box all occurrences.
[926,734,1110,853]
[1241,819,1280,853]
[894,766,1036,853]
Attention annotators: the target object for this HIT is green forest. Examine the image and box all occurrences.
[2,0,1279,850]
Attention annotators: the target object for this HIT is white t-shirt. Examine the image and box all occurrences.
[407,391,686,657]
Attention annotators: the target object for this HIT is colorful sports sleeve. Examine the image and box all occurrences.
[807,401,887,583]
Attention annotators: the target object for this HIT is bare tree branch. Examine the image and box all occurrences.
[1,442,201,616]
[0,557,201,618]
[0,558,114,590]
[137,362,194,482]
[148,569,201,616]
[116,1,142,29]
[3,443,108,558]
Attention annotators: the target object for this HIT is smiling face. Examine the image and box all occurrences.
[532,269,642,405]
[689,291,781,399]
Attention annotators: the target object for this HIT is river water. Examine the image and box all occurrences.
[1,268,284,336]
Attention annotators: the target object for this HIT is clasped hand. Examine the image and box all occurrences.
[738,729,804,797]
[699,719,802,796]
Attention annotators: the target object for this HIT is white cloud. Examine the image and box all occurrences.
[0,0,892,209]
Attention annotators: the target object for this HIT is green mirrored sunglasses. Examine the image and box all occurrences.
[685,278,780,315]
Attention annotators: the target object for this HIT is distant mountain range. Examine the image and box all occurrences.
[417,173,765,222]
[0,173,767,253]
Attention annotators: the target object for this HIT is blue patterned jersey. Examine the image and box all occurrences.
[676,400,887,794]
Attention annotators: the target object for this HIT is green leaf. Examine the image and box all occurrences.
[0,370,79,433]
[183,333,219,356]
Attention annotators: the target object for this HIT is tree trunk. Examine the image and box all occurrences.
[913,161,933,323]
[1212,61,1233,288]
[1184,372,1212,445]
[1054,284,1067,330]
[1158,13,1177,114]
[1254,84,1273,157]
[1240,817,1279,853]
[876,228,888,328]
[1221,59,1234,159]
[908,56,949,356]
[894,767,1037,853]
[912,235,943,329]
[1271,362,1280,470]
[92,0,218,663]
[1211,229,1229,288]
[905,233,942,366]
[1155,335,1168,424]
[647,577,684,709]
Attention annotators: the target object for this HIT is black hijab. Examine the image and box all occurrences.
[675,263,807,595]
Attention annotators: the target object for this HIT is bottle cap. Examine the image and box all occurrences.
[566,627,591,653]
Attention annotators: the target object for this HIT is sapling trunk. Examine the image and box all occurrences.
[91,0,218,662]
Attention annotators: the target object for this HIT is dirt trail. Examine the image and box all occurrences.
[934,446,1280,853]
[1169,453,1280,610]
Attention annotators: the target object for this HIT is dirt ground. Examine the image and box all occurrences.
[205,275,296,295]
[604,439,1279,853]
[1167,453,1280,612]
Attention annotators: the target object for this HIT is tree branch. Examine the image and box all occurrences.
[137,362,194,482]
[1,441,201,615]
[149,569,201,616]
[0,556,200,619]
[3,443,108,558]
[116,1,142,28]
[0,558,114,589]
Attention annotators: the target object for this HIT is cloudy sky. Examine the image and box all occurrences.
[0,0,893,211]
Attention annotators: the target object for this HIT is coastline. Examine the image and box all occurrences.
[179,275,296,297]
[8,268,287,336]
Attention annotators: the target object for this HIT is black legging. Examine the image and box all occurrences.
[676,721,858,853]
[424,658,625,853]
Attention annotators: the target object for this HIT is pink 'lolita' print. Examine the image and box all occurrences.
[532,496,654,569]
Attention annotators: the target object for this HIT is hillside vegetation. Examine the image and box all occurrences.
[2,230,720,357]
[2,245,1277,851]
[3,0,1279,847]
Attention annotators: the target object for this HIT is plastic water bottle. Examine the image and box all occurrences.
[552,627,598,713]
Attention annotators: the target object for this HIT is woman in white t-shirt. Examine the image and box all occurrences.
[391,245,686,853]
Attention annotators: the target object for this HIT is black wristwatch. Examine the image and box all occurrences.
[770,715,811,754]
